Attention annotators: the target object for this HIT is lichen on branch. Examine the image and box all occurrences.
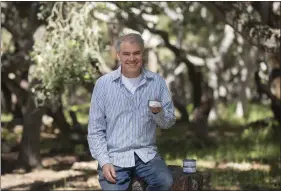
[30,2,104,106]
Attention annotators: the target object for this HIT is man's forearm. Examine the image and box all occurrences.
[87,78,111,168]
[88,133,110,167]
[153,109,176,129]
[153,78,176,129]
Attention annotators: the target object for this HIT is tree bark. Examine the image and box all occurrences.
[164,62,189,122]
[107,22,121,70]
[235,46,258,118]
[189,66,203,109]
[1,82,12,113]
[2,2,45,171]
[267,53,281,124]
[69,110,80,128]
[13,102,23,119]
[17,93,43,171]
[255,59,281,124]
[47,99,71,134]
[173,99,189,122]
[207,24,235,120]
[192,83,214,141]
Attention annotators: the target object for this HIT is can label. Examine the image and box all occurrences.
[148,100,162,107]
[183,167,196,173]
[183,159,196,167]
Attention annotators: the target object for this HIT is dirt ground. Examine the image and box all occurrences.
[1,154,101,190]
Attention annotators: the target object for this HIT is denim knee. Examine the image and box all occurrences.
[155,171,173,190]
[162,174,173,189]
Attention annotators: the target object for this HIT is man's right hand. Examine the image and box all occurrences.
[102,163,116,183]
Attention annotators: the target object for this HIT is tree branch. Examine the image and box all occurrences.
[2,73,29,107]
[202,2,280,53]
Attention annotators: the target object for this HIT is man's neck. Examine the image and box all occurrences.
[121,70,141,78]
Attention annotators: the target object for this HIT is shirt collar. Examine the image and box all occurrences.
[112,65,153,82]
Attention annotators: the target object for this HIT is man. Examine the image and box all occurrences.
[87,33,176,190]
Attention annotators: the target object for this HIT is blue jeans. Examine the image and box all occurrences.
[97,153,173,191]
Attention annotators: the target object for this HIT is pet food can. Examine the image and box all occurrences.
[183,159,196,173]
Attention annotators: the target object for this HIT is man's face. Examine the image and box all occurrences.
[117,41,143,76]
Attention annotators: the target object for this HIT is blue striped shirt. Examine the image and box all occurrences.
[87,66,176,168]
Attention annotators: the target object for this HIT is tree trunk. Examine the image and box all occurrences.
[47,99,71,134]
[13,102,23,119]
[168,63,189,122]
[173,99,189,122]
[1,82,12,113]
[17,93,43,171]
[192,83,214,142]
[188,65,210,140]
[2,1,46,172]
[255,54,281,124]
[69,110,80,128]
[208,24,235,121]
[188,66,202,109]
[107,22,121,70]
[267,53,281,124]
[235,46,258,118]
[147,49,158,73]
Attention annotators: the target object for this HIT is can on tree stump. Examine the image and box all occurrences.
[130,165,204,191]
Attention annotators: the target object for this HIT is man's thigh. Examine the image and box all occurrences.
[134,154,173,190]
[98,164,133,191]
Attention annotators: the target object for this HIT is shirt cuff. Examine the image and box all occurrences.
[97,155,111,168]
[153,109,165,122]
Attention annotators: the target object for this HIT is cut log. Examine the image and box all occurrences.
[131,165,203,191]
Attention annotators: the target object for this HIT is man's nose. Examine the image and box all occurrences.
[129,54,135,61]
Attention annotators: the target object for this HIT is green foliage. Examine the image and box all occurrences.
[31,2,104,106]
[74,144,85,155]
[1,128,19,151]
[63,104,90,126]
[156,104,280,189]
[1,113,13,123]
[211,103,274,126]
[157,47,175,64]
[209,169,279,189]
[69,103,90,113]
[1,28,15,53]
[246,104,274,123]
[1,128,13,142]
[37,2,55,21]
[155,14,171,32]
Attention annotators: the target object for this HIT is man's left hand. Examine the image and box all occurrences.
[149,107,162,114]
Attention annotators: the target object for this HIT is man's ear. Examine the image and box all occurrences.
[117,54,120,60]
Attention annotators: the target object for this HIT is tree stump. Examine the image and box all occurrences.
[131,165,203,191]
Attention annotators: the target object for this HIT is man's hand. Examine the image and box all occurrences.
[149,107,162,114]
[102,163,116,183]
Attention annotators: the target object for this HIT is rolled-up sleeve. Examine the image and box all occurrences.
[87,78,110,167]
[153,77,176,129]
